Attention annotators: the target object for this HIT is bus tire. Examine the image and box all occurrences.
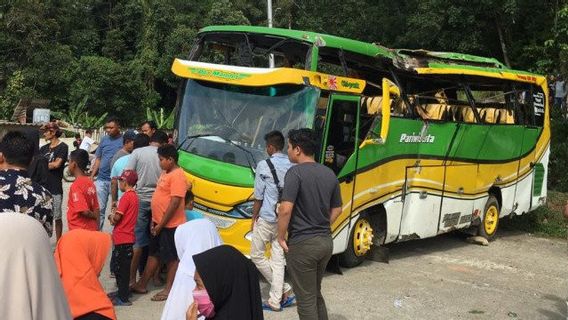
[339,214,374,268]
[478,195,500,241]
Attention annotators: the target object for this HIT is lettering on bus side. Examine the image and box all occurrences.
[533,92,544,117]
[340,80,360,89]
[188,67,251,81]
[399,133,436,143]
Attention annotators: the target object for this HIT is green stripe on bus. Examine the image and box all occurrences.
[533,163,545,196]
[338,118,541,178]
[178,151,254,187]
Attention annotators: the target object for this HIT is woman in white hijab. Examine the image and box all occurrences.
[0,213,72,320]
[161,218,222,320]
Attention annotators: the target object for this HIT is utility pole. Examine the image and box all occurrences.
[267,0,275,68]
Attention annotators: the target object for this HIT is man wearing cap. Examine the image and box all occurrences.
[90,117,123,230]
[39,122,68,241]
[107,129,138,278]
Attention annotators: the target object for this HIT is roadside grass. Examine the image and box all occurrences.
[501,191,568,238]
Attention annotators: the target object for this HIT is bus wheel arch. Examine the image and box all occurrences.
[339,205,386,268]
[488,186,502,210]
[479,189,501,241]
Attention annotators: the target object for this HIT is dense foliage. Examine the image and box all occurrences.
[0,0,565,123]
[1,0,567,192]
[1,1,566,123]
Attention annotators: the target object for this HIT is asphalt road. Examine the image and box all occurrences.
[52,182,568,320]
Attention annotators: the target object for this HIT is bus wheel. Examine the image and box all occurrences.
[339,215,374,268]
[478,195,500,241]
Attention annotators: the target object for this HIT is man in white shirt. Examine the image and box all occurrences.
[554,76,567,113]
[79,129,96,152]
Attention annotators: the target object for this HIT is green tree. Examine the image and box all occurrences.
[69,56,143,125]
[0,71,37,120]
[205,0,251,26]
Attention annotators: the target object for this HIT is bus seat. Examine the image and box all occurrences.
[504,109,515,124]
[417,103,450,121]
[362,96,382,115]
[480,107,498,124]
[494,108,515,124]
[461,107,477,123]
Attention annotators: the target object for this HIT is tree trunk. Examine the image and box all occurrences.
[495,18,511,68]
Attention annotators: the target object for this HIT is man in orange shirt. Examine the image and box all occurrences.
[67,149,100,231]
[131,144,188,301]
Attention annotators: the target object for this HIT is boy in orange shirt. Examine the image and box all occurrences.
[67,149,99,231]
[131,144,188,301]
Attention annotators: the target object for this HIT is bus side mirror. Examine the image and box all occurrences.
[360,78,398,149]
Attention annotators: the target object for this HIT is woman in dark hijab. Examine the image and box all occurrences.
[22,128,49,188]
[187,245,263,320]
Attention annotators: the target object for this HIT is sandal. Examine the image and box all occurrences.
[281,295,296,308]
[262,302,282,312]
[151,292,169,301]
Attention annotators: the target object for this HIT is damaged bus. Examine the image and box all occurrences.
[172,26,550,267]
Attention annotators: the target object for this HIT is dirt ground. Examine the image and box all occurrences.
[52,182,568,320]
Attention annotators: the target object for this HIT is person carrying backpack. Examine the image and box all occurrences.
[250,131,295,311]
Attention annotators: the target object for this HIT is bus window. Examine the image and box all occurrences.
[192,32,310,68]
[507,84,545,127]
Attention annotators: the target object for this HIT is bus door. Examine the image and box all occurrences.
[321,94,361,237]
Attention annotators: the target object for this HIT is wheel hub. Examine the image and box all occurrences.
[353,218,374,256]
[484,206,498,235]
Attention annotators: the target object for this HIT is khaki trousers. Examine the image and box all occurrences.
[250,217,292,308]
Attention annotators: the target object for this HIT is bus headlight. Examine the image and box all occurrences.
[235,201,254,218]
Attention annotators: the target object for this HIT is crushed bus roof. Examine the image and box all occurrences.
[199,25,395,60]
[197,25,543,83]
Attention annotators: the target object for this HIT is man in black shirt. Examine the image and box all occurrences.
[277,128,342,320]
[39,122,68,241]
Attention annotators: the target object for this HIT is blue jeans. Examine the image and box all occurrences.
[95,179,111,230]
[134,199,152,249]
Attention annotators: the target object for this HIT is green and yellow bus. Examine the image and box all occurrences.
[172,26,549,267]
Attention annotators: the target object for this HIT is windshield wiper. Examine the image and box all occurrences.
[178,133,257,175]
[177,133,216,151]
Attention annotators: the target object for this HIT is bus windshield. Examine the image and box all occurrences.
[177,80,320,167]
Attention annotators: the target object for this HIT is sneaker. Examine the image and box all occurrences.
[262,302,282,312]
[111,297,132,306]
[280,295,296,308]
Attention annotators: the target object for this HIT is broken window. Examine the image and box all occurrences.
[191,32,311,69]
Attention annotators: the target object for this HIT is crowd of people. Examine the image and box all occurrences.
[0,116,342,320]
